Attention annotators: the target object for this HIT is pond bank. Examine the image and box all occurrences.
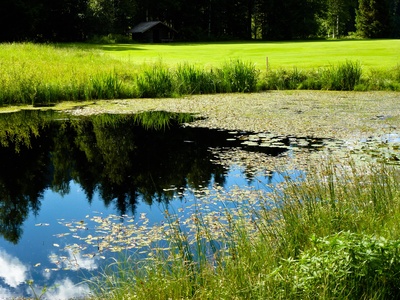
[63,91,399,140]
[1,90,398,140]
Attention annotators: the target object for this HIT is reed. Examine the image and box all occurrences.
[136,63,175,98]
[217,59,259,93]
[175,63,217,94]
[263,68,310,90]
[263,61,366,91]
[83,158,400,299]
[322,60,363,90]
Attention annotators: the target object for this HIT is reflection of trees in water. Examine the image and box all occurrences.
[0,111,231,243]
[0,130,50,244]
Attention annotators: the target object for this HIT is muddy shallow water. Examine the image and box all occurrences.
[2,91,398,142]
[61,91,399,140]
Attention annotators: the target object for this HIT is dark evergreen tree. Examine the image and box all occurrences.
[254,0,322,40]
[36,0,88,41]
[356,0,391,37]
[388,0,400,36]
[0,0,43,41]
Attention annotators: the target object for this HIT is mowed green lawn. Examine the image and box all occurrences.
[88,39,400,70]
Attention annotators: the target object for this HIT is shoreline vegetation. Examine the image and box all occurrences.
[0,42,399,106]
[82,159,400,299]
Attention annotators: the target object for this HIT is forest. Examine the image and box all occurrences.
[1,0,399,42]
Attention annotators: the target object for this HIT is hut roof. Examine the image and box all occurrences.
[129,21,176,34]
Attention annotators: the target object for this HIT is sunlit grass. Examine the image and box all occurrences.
[91,40,400,70]
[0,41,399,105]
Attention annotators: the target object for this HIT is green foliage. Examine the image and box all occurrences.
[356,0,391,38]
[218,60,259,93]
[317,0,358,38]
[89,73,123,99]
[263,60,364,91]
[175,63,217,94]
[87,34,134,44]
[136,64,174,98]
[360,64,400,91]
[264,68,310,90]
[2,0,399,43]
[277,232,400,299]
[322,60,363,90]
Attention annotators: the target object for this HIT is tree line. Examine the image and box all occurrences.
[1,0,399,42]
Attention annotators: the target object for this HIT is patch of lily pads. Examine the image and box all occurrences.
[208,131,400,178]
[347,133,400,165]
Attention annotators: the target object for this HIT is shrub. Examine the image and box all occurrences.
[175,63,217,94]
[218,59,259,92]
[136,64,174,98]
[322,60,362,90]
[276,232,400,299]
[264,68,309,90]
[89,73,123,99]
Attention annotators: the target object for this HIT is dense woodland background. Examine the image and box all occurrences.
[1,0,399,42]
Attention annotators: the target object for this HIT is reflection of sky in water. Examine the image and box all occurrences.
[0,165,298,299]
[0,249,28,288]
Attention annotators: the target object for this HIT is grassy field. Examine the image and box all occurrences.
[0,40,399,105]
[83,39,400,70]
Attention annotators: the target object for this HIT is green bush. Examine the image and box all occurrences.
[261,61,364,91]
[175,63,217,94]
[136,64,174,98]
[277,232,400,299]
[218,59,259,92]
[264,68,309,90]
[322,60,363,90]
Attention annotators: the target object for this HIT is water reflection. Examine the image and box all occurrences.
[0,249,91,300]
[0,110,288,245]
[1,109,322,298]
[0,249,28,288]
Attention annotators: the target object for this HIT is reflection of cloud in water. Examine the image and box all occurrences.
[0,249,28,288]
[48,278,90,299]
[29,278,90,300]
[49,248,98,271]
[0,286,18,299]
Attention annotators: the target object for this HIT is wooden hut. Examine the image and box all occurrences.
[129,21,177,43]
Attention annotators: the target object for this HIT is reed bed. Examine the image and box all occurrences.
[53,157,400,299]
[0,43,399,106]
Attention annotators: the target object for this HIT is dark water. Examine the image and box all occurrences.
[0,110,328,299]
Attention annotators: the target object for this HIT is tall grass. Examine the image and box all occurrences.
[0,43,399,105]
[323,60,362,90]
[217,59,259,93]
[175,63,217,94]
[80,158,400,299]
[263,60,365,91]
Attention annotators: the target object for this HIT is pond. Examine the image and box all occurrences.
[0,110,350,299]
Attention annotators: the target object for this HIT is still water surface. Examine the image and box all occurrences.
[0,110,319,299]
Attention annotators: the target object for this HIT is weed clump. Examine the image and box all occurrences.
[275,232,400,299]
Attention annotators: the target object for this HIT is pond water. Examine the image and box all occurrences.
[0,110,337,299]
